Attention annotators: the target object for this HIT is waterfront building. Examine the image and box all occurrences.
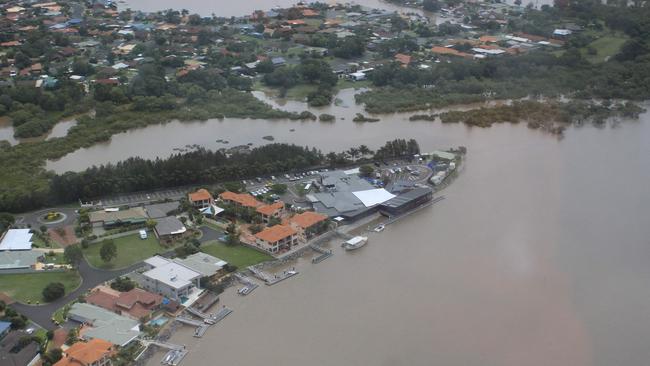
[67,303,141,346]
[140,258,201,301]
[86,286,163,321]
[256,201,285,223]
[254,225,298,254]
[289,211,329,240]
[54,338,115,366]
[379,188,433,217]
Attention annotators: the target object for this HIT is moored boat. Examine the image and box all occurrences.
[342,236,368,250]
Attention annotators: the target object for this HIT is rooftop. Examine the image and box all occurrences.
[290,211,328,229]
[89,207,147,224]
[154,216,186,236]
[256,201,285,216]
[220,191,263,208]
[255,225,297,244]
[67,303,141,346]
[54,338,114,366]
[0,229,33,251]
[143,261,200,289]
[0,250,41,269]
[173,252,227,277]
[188,188,213,202]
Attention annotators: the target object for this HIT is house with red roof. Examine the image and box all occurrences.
[188,188,214,209]
[254,225,297,254]
[54,338,115,366]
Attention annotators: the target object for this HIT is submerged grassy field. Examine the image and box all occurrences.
[0,271,81,303]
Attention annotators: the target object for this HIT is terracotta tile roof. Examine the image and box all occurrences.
[54,338,114,366]
[479,35,499,43]
[430,46,472,58]
[116,288,162,310]
[256,201,284,216]
[290,211,328,229]
[302,9,319,17]
[255,225,296,244]
[86,287,161,319]
[394,53,412,66]
[220,191,262,208]
[188,188,213,202]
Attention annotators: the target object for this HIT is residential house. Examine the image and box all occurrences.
[153,216,186,240]
[256,201,285,224]
[67,303,141,347]
[173,252,227,279]
[54,338,115,366]
[0,329,40,366]
[188,189,214,209]
[288,211,329,241]
[86,286,162,320]
[140,256,201,301]
[254,225,298,254]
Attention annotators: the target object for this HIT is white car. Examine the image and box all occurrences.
[139,230,147,239]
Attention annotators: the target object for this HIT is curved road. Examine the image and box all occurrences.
[12,259,144,330]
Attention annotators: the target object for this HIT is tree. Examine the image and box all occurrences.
[99,240,117,263]
[359,165,374,177]
[42,282,65,302]
[270,183,288,194]
[225,222,240,246]
[110,276,135,292]
[42,348,63,365]
[63,245,83,267]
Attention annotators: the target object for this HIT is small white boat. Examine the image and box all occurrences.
[373,224,385,232]
[342,236,368,250]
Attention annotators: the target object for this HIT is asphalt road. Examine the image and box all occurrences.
[199,226,223,243]
[15,207,79,229]
[12,259,144,331]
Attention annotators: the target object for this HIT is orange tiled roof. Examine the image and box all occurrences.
[255,225,296,243]
[302,9,319,17]
[290,211,328,229]
[188,188,213,202]
[430,46,472,58]
[479,35,498,43]
[256,201,284,216]
[55,338,113,366]
[394,53,412,66]
[220,191,262,208]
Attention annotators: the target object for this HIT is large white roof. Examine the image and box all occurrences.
[352,189,396,207]
[143,262,200,289]
[0,229,33,251]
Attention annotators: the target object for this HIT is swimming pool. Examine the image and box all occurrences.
[148,316,168,327]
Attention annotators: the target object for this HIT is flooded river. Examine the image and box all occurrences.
[141,108,650,366]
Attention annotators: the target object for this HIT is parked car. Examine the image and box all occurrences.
[139,230,148,239]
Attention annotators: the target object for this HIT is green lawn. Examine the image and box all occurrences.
[0,271,81,304]
[83,233,169,269]
[42,252,67,265]
[201,241,273,269]
[583,34,628,63]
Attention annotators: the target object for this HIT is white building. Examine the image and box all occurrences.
[141,256,201,301]
[0,229,33,251]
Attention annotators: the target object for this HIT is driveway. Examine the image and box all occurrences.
[199,226,223,243]
[11,259,144,330]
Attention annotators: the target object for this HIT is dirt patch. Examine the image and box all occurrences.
[48,225,79,247]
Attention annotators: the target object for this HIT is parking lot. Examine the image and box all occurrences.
[99,187,189,207]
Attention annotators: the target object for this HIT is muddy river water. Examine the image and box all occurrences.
[111,90,650,366]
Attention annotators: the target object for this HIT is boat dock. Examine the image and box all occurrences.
[175,316,204,327]
[266,270,298,285]
[310,243,333,263]
[161,349,188,366]
[234,273,259,295]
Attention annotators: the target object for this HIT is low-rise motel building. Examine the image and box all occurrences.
[288,211,328,241]
[219,191,263,209]
[256,201,285,223]
[254,224,298,254]
[188,188,214,209]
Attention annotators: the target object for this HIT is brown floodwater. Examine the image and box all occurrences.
[130,103,650,366]
[45,88,510,173]
[0,117,78,146]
